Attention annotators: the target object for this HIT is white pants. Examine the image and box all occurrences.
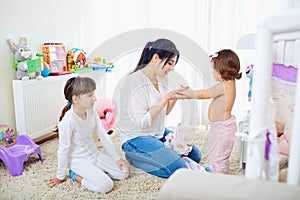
[70,152,129,194]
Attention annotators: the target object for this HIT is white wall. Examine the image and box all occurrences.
[0,0,109,127]
[0,0,210,128]
[0,0,293,130]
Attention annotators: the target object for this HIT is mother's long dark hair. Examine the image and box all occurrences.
[132,38,180,73]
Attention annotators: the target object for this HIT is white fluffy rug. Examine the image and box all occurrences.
[0,130,244,200]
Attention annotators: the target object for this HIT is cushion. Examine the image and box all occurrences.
[158,168,300,200]
[271,64,296,135]
[272,94,295,135]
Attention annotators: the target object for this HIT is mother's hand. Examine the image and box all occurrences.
[176,86,196,99]
[168,85,188,100]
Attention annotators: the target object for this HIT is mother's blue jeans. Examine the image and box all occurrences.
[121,128,201,178]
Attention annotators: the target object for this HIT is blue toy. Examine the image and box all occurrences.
[89,57,115,72]
[245,64,254,102]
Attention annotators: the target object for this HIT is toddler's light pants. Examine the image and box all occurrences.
[207,116,237,174]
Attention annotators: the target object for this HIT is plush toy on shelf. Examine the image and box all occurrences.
[7,37,44,80]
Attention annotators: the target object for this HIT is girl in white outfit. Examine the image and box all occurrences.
[47,77,130,193]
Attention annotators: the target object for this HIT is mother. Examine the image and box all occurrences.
[118,38,201,178]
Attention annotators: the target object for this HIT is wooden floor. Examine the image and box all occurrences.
[35,131,58,144]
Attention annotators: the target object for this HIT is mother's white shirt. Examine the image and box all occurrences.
[118,70,168,145]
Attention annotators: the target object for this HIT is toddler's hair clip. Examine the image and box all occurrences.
[209,52,218,59]
[67,100,72,106]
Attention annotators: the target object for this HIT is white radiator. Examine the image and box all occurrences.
[12,71,105,140]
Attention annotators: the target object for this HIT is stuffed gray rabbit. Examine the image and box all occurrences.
[7,37,42,80]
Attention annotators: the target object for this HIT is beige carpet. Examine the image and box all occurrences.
[0,129,245,200]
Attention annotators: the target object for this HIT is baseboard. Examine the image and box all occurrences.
[35,131,58,144]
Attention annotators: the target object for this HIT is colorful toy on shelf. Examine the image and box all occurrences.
[30,53,51,77]
[245,64,254,102]
[7,37,45,80]
[89,57,115,72]
[0,124,44,176]
[42,42,72,76]
[67,48,92,72]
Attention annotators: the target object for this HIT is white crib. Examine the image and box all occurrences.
[245,8,300,185]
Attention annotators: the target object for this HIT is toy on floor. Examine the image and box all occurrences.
[7,37,44,80]
[0,124,16,146]
[0,124,43,176]
[164,124,206,171]
[165,123,193,156]
[95,98,117,134]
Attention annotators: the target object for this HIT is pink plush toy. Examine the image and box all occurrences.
[95,98,117,132]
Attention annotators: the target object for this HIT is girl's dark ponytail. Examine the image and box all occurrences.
[58,77,76,122]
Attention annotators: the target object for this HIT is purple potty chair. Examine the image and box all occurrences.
[0,125,43,176]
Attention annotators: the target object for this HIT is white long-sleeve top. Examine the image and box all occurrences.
[56,108,120,180]
[118,70,168,145]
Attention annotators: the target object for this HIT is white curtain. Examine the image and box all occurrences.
[91,0,296,126]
